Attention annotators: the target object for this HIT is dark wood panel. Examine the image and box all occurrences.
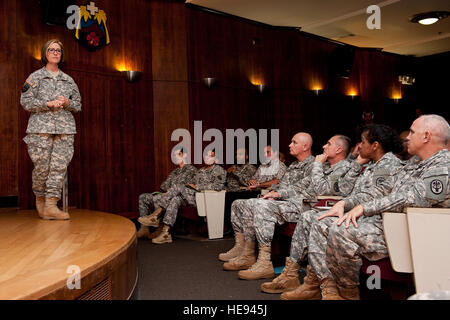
[151,1,190,188]
[0,0,18,196]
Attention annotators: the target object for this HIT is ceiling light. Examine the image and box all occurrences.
[410,11,449,25]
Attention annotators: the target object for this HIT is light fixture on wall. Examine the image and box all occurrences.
[311,86,323,96]
[347,89,358,100]
[123,70,142,82]
[202,77,216,89]
[398,75,415,86]
[410,11,449,25]
[255,84,266,93]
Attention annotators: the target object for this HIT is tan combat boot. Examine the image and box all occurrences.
[218,232,245,262]
[338,285,360,300]
[36,196,46,218]
[223,240,256,271]
[280,265,321,300]
[136,225,150,239]
[138,207,163,227]
[320,278,345,300]
[261,257,300,293]
[152,225,172,244]
[238,245,275,280]
[42,197,70,220]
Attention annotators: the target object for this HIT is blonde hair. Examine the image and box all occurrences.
[41,39,64,65]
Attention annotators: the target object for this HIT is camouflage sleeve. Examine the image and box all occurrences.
[63,78,82,113]
[276,162,288,180]
[329,160,360,197]
[278,164,315,200]
[237,164,257,186]
[20,75,49,113]
[271,162,289,191]
[160,170,174,191]
[251,166,262,181]
[210,165,227,191]
[309,161,332,196]
[344,167,397,211]
[362,167,449,216]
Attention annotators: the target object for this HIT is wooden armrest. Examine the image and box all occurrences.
[317,195,343,200]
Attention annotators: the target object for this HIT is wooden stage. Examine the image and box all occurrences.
[0,208,137,300]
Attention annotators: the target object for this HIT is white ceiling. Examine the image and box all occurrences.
[186,0,450,57]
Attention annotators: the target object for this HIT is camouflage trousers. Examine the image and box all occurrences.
[307,212,338,281]
[289,209,322,264]
[231,198,302,246]
[326,215,387,287]
[158,184,196,227]
[138,192,165,217]
[24,133,74,199]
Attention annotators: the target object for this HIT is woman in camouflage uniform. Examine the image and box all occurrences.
[20,39,81,220]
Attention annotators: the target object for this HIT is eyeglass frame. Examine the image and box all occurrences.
[47,48,62,55]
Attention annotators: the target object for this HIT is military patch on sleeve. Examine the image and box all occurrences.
[333,181,340,193]
[423,167,448,202]
[372,168,391,187]
[22,77,36,93]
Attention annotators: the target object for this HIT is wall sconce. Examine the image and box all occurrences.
[398,75,415,85]
[311,87,323,96]
[392,95,402,104]
[255,84,266,93]
[347,89,358,100]
[202,77,216,89]
[123,70,142,82]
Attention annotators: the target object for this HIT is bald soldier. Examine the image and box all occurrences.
[322,114,449,300]
[277,124,404,300]
[220,133,315,276]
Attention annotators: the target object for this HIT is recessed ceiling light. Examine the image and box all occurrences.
[410,11,449,25]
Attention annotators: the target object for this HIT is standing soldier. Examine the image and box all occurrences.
[137,148,197,239]
[20,39,81,220]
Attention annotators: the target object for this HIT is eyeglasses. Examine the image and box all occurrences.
[48,48,62,54]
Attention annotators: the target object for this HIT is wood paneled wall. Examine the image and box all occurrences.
[1,1,444,213]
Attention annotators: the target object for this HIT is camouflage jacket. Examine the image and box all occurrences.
[362,149,449,216]
[310,158,359,197]
[273,155,315,210]
[193,164,227,191]
[20,67,81,134]
[160,164,198,192]
[251,159,287,184]
[343,152,404,211]
[226,163,258,191]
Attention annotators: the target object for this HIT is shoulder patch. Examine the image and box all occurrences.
[22,77,37,93]
[423,166,448,202]
[372,168,392,187]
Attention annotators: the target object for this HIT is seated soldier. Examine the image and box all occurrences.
[226,148,257,192]
[219,133,314,271]
[319,114,449,300]
[149,150,227,244]
[397,130,413,160]
[228,134,360,281]
[275,124,404,300]
[246,145,287,191]
[137,148,197,239]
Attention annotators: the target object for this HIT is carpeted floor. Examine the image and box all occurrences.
[131,235,290,300]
